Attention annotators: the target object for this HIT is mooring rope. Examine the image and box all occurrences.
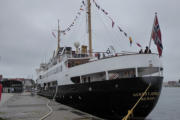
[122,83,151,120]
[39,85,58,120]
[53,85,58,100]
[39,100,53,120]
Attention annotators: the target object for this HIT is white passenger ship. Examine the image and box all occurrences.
[36,0,163,119]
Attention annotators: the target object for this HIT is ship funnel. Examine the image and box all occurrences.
[81,45,87,54]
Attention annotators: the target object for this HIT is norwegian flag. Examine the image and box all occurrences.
[151,13,163,56]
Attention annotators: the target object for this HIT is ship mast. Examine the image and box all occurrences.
[87,0,92,56]
[57,19,60,50]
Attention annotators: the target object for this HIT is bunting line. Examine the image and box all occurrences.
[59,1,86,35]
[92,0,142,48]
[53,0,143,48]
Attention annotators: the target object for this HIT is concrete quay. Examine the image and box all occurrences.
[0,93,103,120]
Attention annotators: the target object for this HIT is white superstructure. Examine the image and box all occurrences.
[36,49,163,88]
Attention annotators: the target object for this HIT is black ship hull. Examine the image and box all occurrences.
[38,76,163,120]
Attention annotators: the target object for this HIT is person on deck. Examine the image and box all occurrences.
[144,46,151,53]
[139,49,143,53]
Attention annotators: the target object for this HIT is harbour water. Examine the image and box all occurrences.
[147,87,180,120]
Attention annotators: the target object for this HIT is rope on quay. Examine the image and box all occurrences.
[39,100,53,120]
[39,85,58,120]
[122,83,151,120]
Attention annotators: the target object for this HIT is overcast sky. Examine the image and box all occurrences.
[0,0,179,81]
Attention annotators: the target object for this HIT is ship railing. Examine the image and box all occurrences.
[64,51,153,60]
[87,52,158,63]
[38,51,157,71]
[57,46,154,60]
[57,50,157,64]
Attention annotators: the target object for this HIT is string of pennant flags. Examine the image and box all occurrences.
[62,1,86,34]
[92,0,142,48]
[52,1,86,37]
[52,0,142,48]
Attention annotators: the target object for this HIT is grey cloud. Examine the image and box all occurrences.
[0,0,180,81]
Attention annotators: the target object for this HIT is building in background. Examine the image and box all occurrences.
[0,77,35,93]
[164,81,180,87]
[0,75,2,101]
[0,75,2,81]
[23,79,35,92]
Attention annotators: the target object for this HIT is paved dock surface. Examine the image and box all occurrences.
[0,93,103,120]
[0,93,13,107]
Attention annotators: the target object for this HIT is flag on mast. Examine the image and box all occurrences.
[52,32,56,38]
[129,37,132,46]
[136,42,142,48]
[151,13,163,56]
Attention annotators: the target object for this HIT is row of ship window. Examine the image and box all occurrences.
[40,65,63,79]
[70,67,163,84]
